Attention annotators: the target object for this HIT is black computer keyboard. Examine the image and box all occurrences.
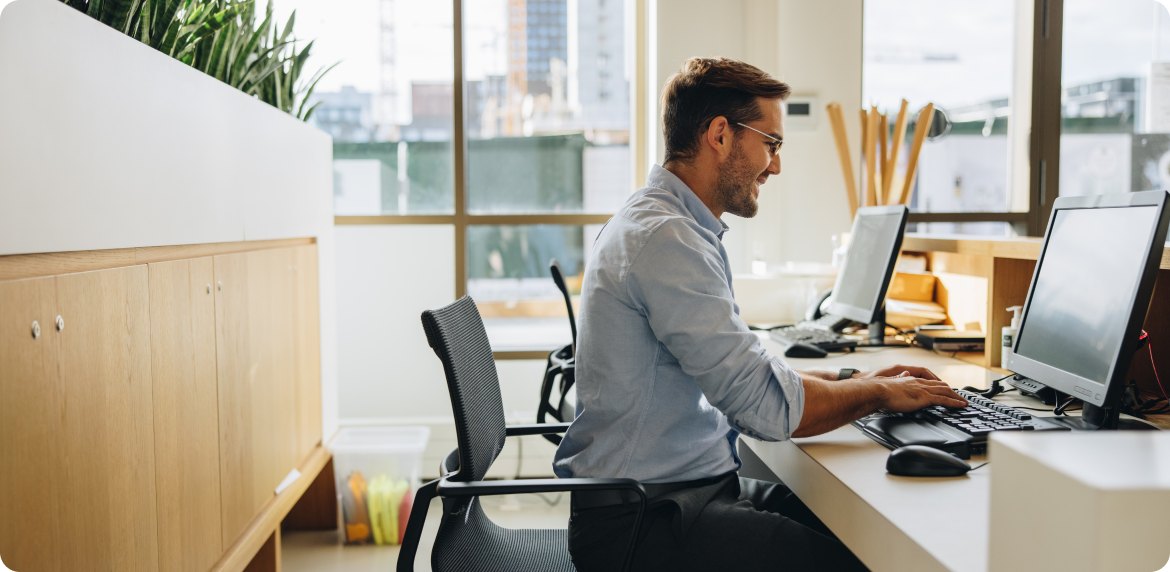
[851,389,1070,459]
[770,325,858,351]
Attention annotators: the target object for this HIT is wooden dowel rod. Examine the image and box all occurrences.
[826,103,859,220]
[865,106,879,207]
[878,113,889,205]
[898,103,934,205]
[885,99,910,205]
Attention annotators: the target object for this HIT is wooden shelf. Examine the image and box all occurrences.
[904,233,1170,269]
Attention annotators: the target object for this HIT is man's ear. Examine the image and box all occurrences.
[705,116,733,159]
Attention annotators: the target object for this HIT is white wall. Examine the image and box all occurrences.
[0,0,340,440]
[652,0,863,272]
[334,226,560,476]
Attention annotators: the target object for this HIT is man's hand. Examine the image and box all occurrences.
[792,368,967,438]
[859,364,940,381]
[875,371,967,412]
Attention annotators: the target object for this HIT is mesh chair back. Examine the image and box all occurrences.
[421,296,507,482]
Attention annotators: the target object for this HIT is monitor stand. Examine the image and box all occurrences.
[1049,402,1159,431]
[853,305,910,348]
[1016,373,1161,431]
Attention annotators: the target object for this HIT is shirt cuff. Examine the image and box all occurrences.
[769,355,805,436]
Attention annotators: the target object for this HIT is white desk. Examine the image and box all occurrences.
[741,336,1056,572]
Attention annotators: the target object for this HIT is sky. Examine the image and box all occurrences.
[6,0,1170,114]
[269,0,512,95]
[863,0,1170,114]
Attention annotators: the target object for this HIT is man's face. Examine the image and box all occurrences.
[713,98,784,218]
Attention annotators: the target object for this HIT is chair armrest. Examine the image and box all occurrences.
[437,477,645,499]
[505,422,572,436]
[438,476,647,572]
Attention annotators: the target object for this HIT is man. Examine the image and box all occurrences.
[552,57,968,571]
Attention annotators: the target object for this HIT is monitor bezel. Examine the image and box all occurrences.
[827,204,909,324]
[1006,191,1170,409]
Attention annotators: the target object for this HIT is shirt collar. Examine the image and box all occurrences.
[645,164,730,238]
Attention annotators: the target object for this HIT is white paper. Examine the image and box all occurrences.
[275,468,302,496]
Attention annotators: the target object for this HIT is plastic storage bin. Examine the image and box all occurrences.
[329,426,431,546]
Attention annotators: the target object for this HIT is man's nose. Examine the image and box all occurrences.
[767,153,781,175]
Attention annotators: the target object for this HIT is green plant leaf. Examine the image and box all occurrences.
[150,0,184,49]
[228,5,269,85]
[300,100,322,122]
[296,60,338,120]
[277,7,294,44]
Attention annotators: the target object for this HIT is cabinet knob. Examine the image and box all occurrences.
[217,281,223,292]
[31,321,40,339]
[206,284,211,294]
[56,316,64,332]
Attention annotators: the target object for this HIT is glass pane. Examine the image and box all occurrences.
[468,224,591,351]
[1060,0,1167,197]
[465,0,632,214]
[864,0,1022,213]
[284,0,455,214]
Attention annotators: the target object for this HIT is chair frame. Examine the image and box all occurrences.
[397,423,647,572]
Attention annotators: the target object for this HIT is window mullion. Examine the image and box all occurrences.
[453,0,468,299]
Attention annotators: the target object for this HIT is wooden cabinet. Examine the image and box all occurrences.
[150,258,223,572]
[0,276,63,572]
[0,242,323,572]
[55,266,159,571]
[216,247,321,548]
[292,246,322,462]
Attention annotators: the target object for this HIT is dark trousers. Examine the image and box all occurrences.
[567,473,870,572]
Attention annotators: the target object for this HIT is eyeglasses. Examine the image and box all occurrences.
[736,122,783,156]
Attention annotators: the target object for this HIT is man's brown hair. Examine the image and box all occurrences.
[660,57,791,165]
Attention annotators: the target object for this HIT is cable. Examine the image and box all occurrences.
[969,462,989,471]
[964,374,1013,398]
[1053,395,1080,416]
[1148,332,1169,399]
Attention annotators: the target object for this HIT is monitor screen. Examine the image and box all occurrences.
[829,208,906,323]
[1014,206,1159,385]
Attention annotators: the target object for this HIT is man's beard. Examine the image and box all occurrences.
[713,139,760,218]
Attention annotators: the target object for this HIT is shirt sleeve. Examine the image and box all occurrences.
[624,220,805,441]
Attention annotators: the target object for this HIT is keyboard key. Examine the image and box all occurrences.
[969,428,994,435]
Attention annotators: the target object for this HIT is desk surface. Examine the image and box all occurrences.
[743,337,1077,572]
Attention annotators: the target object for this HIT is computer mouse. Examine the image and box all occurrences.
[784,342,828,358]
[886,445,972,477]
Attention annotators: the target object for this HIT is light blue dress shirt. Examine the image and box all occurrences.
[553,165,806,484]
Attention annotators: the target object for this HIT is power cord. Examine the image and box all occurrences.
[963,374,1013,398]
[1053,395,1081,416]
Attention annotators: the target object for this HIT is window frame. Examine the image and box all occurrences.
[898,0,1062,238]
[334,0,638,359]
[334,0,1067,357]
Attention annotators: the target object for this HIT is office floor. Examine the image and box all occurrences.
[282,493,572,571]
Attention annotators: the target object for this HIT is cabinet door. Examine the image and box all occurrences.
[55,266,159,571]
[149,258,222,572]
[0,277,63,572]
[215,248,299,547]
[292,245,322,461]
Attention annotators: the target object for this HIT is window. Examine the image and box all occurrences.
[328,0,633,355]
[864,0,1024,237]
[1059,0,1167,198]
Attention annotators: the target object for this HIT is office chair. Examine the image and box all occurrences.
[536,259,576,445]
[398,296,646,572]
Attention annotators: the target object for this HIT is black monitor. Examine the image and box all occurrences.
[827,205,909,342]
[1007,191,1170,430]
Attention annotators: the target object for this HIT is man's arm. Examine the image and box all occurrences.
[791,372,968,438]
